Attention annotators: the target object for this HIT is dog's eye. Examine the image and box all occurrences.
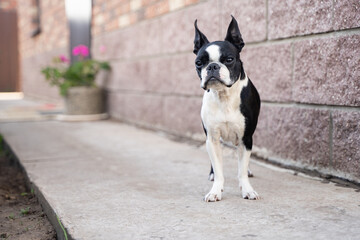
[195,60,203,67]
[225,57,234,63]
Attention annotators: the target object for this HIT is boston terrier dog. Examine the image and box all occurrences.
[193,16,261,201]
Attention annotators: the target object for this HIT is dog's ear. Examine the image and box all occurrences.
[193,20,209,55]
[225,16,245,52]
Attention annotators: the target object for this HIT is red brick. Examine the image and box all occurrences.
[92,5,101,15]
[254,105,331,167]
[114,2,131,16]
[241,43,292,102]
[169,0,185,11]
[332,110,360,181]
[0,0,17,10]
[105,19,119,32]
[221,0,266,42]
[17,0,68,58]
[293,34,360,106]
[145,0,169,19]
[184,0,199,6]
[142,0,159,7]
[333,0,360,30]
[268,0,333,39]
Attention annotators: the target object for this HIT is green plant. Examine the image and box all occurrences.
[20,207,30,216]
[41,45,110,96]
[57,215,68,240]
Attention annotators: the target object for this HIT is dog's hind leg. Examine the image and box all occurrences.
[248,168,254,177]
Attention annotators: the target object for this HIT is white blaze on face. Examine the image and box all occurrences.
[200,44,232,89]
[206,44,221,62]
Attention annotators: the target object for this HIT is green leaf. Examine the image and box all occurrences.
[20,207,30,215]
[99,61,111,70]
[41,59,110,95]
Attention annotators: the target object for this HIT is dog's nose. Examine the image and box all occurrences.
[206,63,220,72]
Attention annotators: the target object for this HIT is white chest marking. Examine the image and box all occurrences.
[201,76,249,146]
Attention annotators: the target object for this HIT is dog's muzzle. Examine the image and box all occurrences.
[202,63,222,90]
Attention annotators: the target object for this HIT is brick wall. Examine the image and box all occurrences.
[92,0,200,35]
[0,0,17,10]
[17,0,68,100]
[17,0,360,183]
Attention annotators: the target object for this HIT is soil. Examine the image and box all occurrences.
[0,153,56,240]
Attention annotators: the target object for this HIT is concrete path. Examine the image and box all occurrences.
[0,95,62,122]
[0,101,359,239]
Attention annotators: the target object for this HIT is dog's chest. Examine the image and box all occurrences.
[201,89,246,146]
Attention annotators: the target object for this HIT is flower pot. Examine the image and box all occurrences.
[65,86,105,115]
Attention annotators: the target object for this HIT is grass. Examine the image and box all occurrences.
[21,190,34,197]
[8,213,15,220]
[20,207,30,216]
[57,215,68,240]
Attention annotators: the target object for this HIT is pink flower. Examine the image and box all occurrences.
[72,44,89,57]
[72,47,81,56]
[59,54,69,63]
[99,45,106,54]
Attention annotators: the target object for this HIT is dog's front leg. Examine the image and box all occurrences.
[238,145,259,200]
[204,137,224,202]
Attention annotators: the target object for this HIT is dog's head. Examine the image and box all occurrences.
[193,16,245,90]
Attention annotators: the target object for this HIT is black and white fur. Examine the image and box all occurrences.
[194,16,261,201]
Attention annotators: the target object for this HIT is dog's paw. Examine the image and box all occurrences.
[242,189,259,200]
[204,184,223,202]
[204,191,222,202]
[240,180,259,200]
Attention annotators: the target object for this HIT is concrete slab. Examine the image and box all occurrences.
[0,120,359,240]
[0,98,63,122]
